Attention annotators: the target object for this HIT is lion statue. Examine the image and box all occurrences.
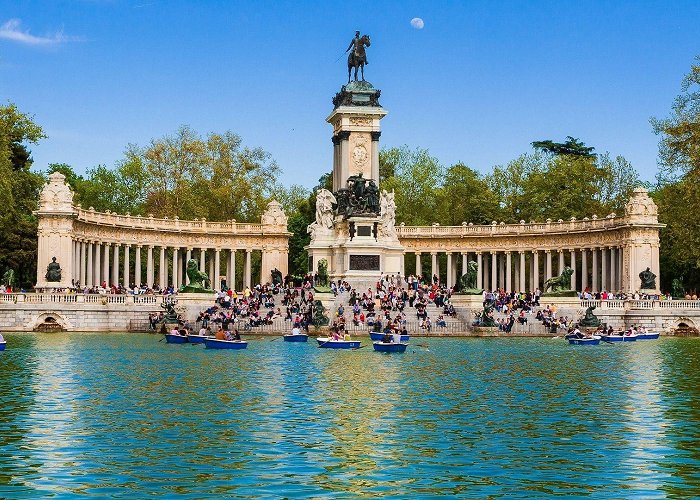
[179,259,212,292]
[458,260,481,294]
[271,268,283,286]
[543,266,574,293]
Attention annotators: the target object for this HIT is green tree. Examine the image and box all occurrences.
[486,153,543,222]
[0,103,46,288]
[532,136,596,157]
[652,55,700,291]
[434,163,500,225]
[379,146,443,225]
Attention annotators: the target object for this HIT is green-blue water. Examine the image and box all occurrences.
[1,333,700,498]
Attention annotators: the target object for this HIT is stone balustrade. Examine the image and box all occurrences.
[577,299,700,310]
[0,293,169,305]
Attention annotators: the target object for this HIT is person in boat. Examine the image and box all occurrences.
[223,329,234,341]
[232,329,241,340]
[215,329,226,340]
[0,332,4,343]
[291,326,301,336]
[170,327,180,336]
[382,332,392,343]
[572,327,583,339]
[199,326,208,337]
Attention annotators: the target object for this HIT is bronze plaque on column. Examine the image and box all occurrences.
[349,254,380,271]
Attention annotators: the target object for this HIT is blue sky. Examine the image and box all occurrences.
[1,0,699,188]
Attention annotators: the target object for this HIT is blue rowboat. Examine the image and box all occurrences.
[373,341,408,353]
[635,332,660,340]
[186,334,208,344]
[204,338,248,350]
[283,333,308,342]
[369,332,410,342]
[601,334,638,342]
[316,337,361,349]
[165,333,188,344]
[568,336,601,345]
[0,341,5,351]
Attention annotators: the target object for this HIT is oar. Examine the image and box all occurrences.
[158,337,165,342]
[416,343,429,348]
[317,338,333,348]
[352,345,366,350]
[270,336,281,342]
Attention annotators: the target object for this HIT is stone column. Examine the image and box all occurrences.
[601,247,608,291]
[505,251,512,293]
[112,244,120,286]
[339,131,351,191]
[208,256,215,288]
[533,250,539,291]
[86,242,94,287]
[581,249,588,291]
[476,252,483,290]
[570,249,576,291]
[245,250,252,288]
[491,251,497,291]
[123,245,130,288]
[229,249,236,291]
[94,243,101,287]
[159,246,166,288]
[172,248,178,289]
[103,244,110,287]
[185,248,192,284]
[618,247,624,292]
[545,250,552,281]
[498,254,505,290]
[446,253,453,288]
[72,240,78,284]
[430,252,437,282]
[519,251,526,292]
[214,249,221,290]
[200,249,206,273]
[558,250,565,275]
[610,247,616,292]
[461,252,468,276]
[370,131,381,184]
[79,241,86,285]
[135,246,142,287]
[592,248,599,292]
[147,246,154,287]
[415,252,422,277]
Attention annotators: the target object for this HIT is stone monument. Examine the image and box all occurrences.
[305,33,404,288]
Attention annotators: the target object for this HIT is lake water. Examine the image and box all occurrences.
[1,333,700,498]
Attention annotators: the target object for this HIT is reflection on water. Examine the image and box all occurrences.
[1,334,700,498]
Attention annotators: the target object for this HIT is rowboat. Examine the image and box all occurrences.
[369,332,410,342]
[601,333,638,342]
[186,334,208,344]
[373,341,408,353]
[164,333,188,344]
[568,336,601,345]
[283,333,309,342]
[204,338,248,349]
[0,341,5,351]
[316,337,361,349]
[635,332,660,340]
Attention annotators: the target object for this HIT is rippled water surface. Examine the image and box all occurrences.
[2,333,700,498]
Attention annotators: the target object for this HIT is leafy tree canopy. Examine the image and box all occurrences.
[531,136,596,157]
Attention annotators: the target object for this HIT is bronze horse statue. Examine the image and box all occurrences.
[347,34,371,83]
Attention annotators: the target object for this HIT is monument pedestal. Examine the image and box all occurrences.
[174,292,217,322]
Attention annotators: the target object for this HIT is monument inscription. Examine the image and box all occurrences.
[349,254,380,271]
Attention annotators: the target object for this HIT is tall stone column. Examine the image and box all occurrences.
[558,250,565,275]
[446,253,453,288]
[214,249,221,290]
[371,131,381,184]
[533,251,539,291]
[147,246,154,287]
[461,252,468,277]
[159,246,166,288]
[592,248,599,292]
[94,243,101,287]
[415,252,421,277]
[103,244,110,287]
[209,255,215,288]
[476,252,483,290]
[79,241,86,285]
[498,254,505,290]
[123,245,130,288]
[519,251,526,292]
[229,249,236,291]
[581,249,588,291]
[245,250,252,288]
[505,252,512,293]
[545,250,552,281]
[172,248,178,289]
[86,242,94,287]
[200,249,206,273]
[491,251,497,292]
[73,240,79,284]
[338,131,351,190]
[185,248,192,284]
[570,249,576,291]
[610,247,617,292]
[135,246,142,287]
[601,247,608,291]
[112,244,120,286]
[430,252,437,281]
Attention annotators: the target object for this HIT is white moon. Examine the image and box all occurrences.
[410,17,424,29]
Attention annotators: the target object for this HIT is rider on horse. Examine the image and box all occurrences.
[346,31,368,66]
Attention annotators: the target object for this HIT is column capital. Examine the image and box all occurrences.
[490,250,496,255]
[544,249,551,254]
[415,251,421,256]
[430,251,437,256]
[518,250,525,255]
[476,251,483,255]
[446,251,453,256]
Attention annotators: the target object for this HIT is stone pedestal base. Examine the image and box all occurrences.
[174,292,217,322]
[451,294,484,317]
[540,296,582,314]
